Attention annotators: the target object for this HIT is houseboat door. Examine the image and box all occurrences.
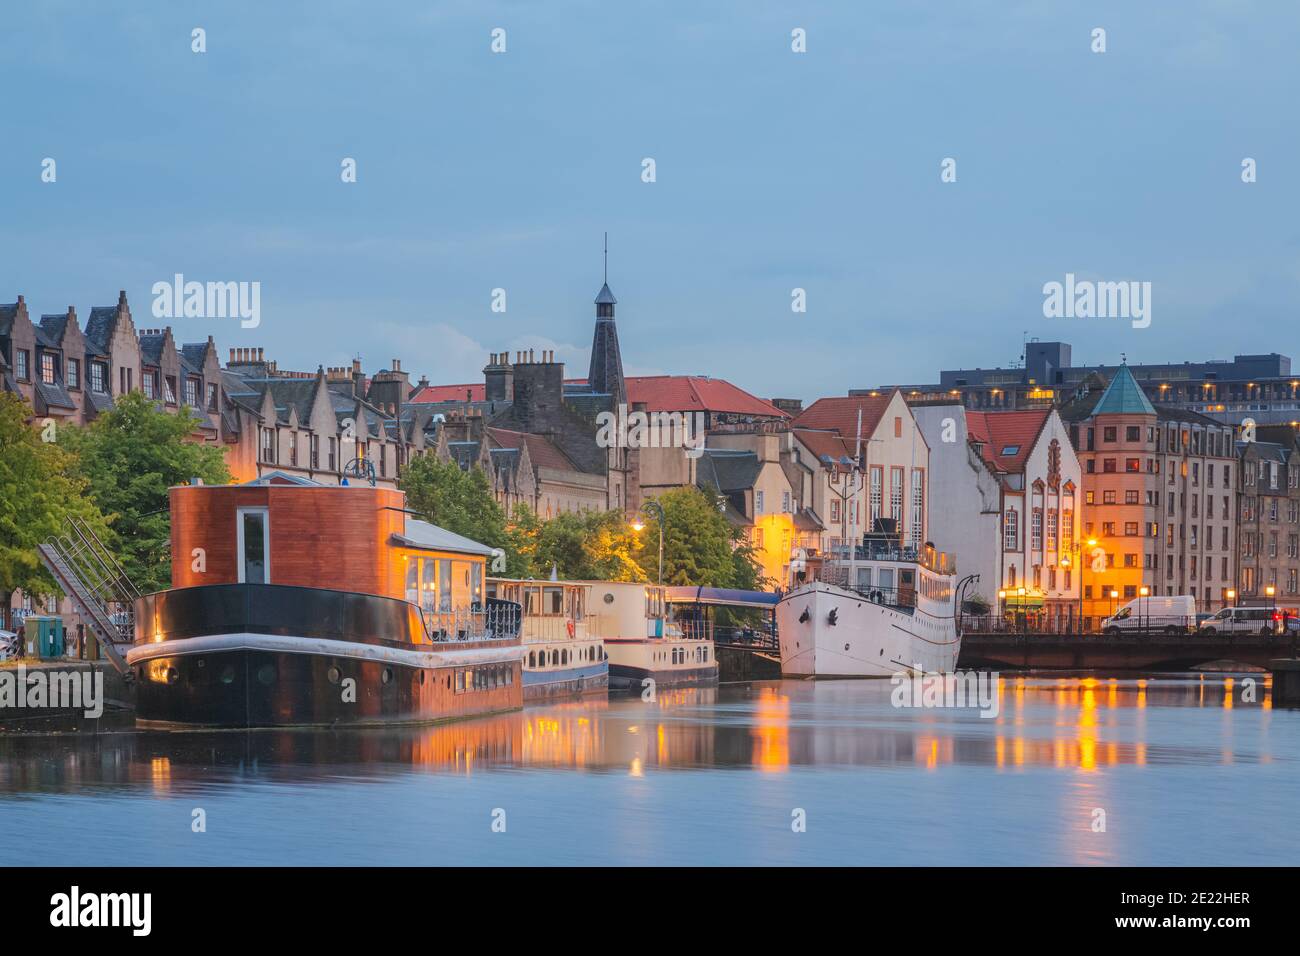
[236,507,270,584]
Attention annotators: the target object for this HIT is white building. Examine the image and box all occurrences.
[911,403,1003,608]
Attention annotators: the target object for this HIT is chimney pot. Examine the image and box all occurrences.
[16,295,23,304]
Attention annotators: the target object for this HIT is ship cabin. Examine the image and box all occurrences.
[140,473,519,648]
[487,578,608,699]
[822,534,956,613]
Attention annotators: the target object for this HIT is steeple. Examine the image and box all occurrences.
[587,233,626,405]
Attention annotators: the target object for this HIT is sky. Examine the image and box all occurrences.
[2,1,1298,403]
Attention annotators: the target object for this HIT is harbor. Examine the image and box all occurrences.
[0,675,1294,867]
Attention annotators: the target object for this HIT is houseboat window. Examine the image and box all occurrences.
[405,560,419,605]
[456,670,464,693]
[525,587,541,616]
[856,567,872,590]
[505,667,513,685]
[545,586,563,615]
[237,508,269,584]
[528,651,536,668]
[471,563,483,605]
[439,559,452,612]
[566,588,586,621]
[421,559,437,614]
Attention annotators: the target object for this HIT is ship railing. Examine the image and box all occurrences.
[424,598,521,642]
[819,571,918,610]
[826,543,956,574]
[675,619,714,642]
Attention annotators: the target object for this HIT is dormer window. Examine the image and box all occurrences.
[1000,445,1020,457]
[40,352,56,385]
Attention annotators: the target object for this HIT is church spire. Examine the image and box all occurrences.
[588,233,625,405]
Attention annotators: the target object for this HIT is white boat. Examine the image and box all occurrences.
[487,578,609,701]
[586,581,718,691]
[776,539,960,678]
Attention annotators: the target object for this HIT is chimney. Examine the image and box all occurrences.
[484,351,514,403]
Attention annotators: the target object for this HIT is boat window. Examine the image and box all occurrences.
[528,651,536,668]
[455,669,465,693]
[524,587,541,616]
[421,559,437,614]
[544,587,564,616]
[405,559,419,605]
[471,563,483,605]
[237,508,269,584]
[439,559,452,612]
[856,567,872,590]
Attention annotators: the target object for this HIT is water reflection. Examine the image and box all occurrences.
[0,673,1280,796]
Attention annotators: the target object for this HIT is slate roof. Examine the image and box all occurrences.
[38,314,69,345]
[0,302,18,336]
[793,427,857,470]
[395,518,496,557]
[35,381,77,411]
[696,449,762,493]
[84,306,120,348]
[138,331,166,366]
[488,426,579,473]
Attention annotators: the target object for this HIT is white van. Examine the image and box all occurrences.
[1101,595,1196,635]
[1197,605,1279,636]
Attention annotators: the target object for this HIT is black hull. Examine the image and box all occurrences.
[608,664,719,692]
[134,647,521,729]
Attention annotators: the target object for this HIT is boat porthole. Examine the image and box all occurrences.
[382,667,393,685]
[844,643,850,652]
[256,664,276,686]
[220,666,236,684]
[196,658,205,668]
[327,666,341,684]
[166,667,179,685]
[418,670,426,686]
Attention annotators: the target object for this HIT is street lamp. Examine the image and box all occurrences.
[1266,584,1277,634]
[1109,588,1119,618]
[1139,585,1150,635]
[1017,586,1027,635]
[633,500,665,586]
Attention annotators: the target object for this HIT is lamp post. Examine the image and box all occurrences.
[1017,586,1027,635]
[1109,588,1119,618]
[1139,585,1150,635]
[1267,584,1277,635]
[632,500,666,586]
[1059,535,1098,635]
[998,588,1007,632]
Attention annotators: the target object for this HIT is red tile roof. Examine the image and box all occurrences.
[965,409,1051,472]
[792,428,856,470]
[792,392,894,442]
[625,375,788,417]
[488,427,579,473]
[411,383,484,403]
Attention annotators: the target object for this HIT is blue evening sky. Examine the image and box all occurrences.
[2,1,1297,401]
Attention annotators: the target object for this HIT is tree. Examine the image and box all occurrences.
[636,486,766,589]
[503,504,541,578]
[400,455,508,554]
[535,510,645,582]
[64,392,230,592]
[0,394,108,624]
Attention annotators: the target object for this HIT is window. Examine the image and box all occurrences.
[237,508,270,584]
[15,349,29,381]
[1046,510,1058,551]
[1103,490,1116,504]
[755,490,764,515]
[869,466,882,525]
[782,491,791,513]
[207,382,218,411]
[1003,509,1018,550]
[1031,509,1043,551]
[329,437,338,471]
[40,352,56,384]
[142,369,157,399]
[118,366,132,394]
[1000,445,1020,457]
[164,375,177,404]
[1103,427,1117,442]
[185,377,200,407]
[909,469,925,547]
[1125,458,1140,473]
[1126,426,1140,442]
[66,358,80,389]
[1103,459,1116,473]
[830,500,841,523]
[890,467,904,530]
[310,434,320,469]
[89,362,107,393]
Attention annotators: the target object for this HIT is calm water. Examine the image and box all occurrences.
[0,675,1292,866]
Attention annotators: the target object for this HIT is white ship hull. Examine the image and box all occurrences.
[776,581,960,678]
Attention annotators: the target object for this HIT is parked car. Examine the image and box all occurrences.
[1198,605,1279,636]
[0,629,19,660]
[1101,596,1196,635]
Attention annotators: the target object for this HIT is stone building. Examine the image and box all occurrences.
[1236,426,1300,608]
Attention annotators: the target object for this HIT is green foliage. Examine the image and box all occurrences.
[64,392,230,592]
[400,455,508,553]
[503,504,541,578]
[0,394,109,609]
[638,486,764,589]
[534,509,645,582]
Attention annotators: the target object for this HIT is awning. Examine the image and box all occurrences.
[665,586,780,609]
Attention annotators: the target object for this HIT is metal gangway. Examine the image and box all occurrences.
[36,516,140,678]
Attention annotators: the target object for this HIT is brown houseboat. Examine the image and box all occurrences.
[128,473,523,728]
